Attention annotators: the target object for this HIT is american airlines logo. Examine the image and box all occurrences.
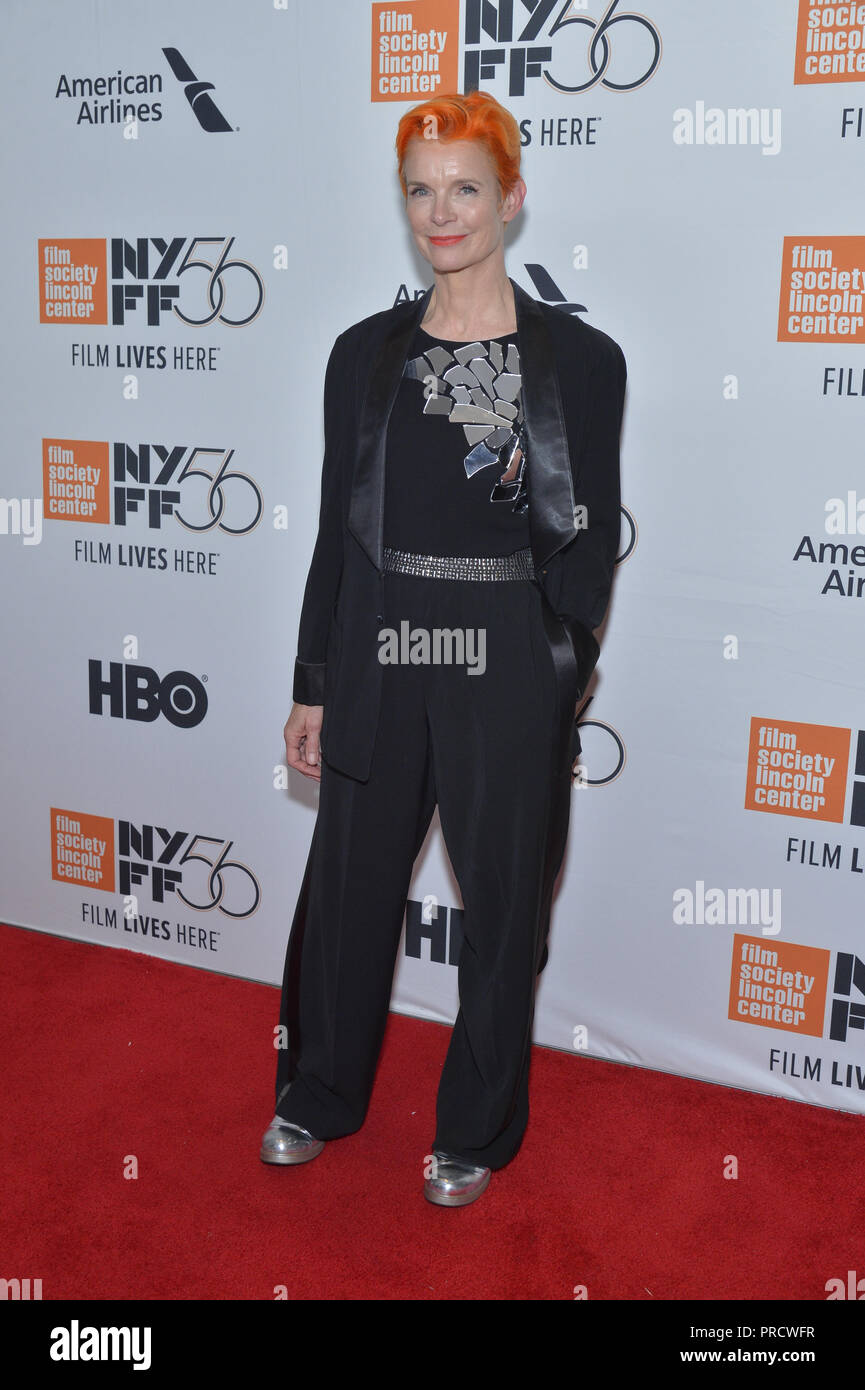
[53,47,233,133]
[162,48,233,132]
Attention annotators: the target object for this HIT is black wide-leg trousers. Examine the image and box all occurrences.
[274,569,577,1171]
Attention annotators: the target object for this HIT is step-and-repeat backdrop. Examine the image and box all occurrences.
[3,0,864,1115]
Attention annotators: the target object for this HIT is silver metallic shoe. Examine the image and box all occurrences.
[424,1151,492,1207]
[259,1115,325,1165]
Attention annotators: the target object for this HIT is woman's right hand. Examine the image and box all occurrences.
[284,702,325,781]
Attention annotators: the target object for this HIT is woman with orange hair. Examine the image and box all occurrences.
[262,90,626,1206]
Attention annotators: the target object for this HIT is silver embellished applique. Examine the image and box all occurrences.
[404,339,528,513]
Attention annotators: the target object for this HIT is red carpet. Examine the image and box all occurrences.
[1,920,863,1301]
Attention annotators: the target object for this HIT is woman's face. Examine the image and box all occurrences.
[402,135,524,273]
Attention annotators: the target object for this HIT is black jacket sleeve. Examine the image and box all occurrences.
[549,332,626,698]
[291,329,351,706]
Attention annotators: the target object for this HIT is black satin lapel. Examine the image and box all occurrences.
[348,286,433,571]
[510,277,579,569]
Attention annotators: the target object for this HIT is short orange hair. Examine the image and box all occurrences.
[395,90,521,200]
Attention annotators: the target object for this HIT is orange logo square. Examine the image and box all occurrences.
[371,0,459,102]
[729,934,830,1036]
[745,717,851,823]
[38,238,107,324]
[43,439,110,524]
[51,808,115,892]
[795,1,865,85]
[778,237,865,345]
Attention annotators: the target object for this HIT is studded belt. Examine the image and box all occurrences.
[382,546,535,582]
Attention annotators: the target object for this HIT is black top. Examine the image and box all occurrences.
[383,324,530,557]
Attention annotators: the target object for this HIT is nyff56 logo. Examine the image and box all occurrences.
[43,438,262,535]
[38,237,264,326]
[51,808,260,917]
[464,0,662,97]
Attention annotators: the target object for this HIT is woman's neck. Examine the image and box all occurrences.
[420,267,517,340]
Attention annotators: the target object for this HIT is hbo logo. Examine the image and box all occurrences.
[88,660,207,728]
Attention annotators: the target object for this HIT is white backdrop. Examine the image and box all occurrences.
[3,0,865,1115]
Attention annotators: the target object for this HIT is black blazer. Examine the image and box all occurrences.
[292,275,626,784]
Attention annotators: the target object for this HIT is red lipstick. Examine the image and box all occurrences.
[429,235,466,245]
